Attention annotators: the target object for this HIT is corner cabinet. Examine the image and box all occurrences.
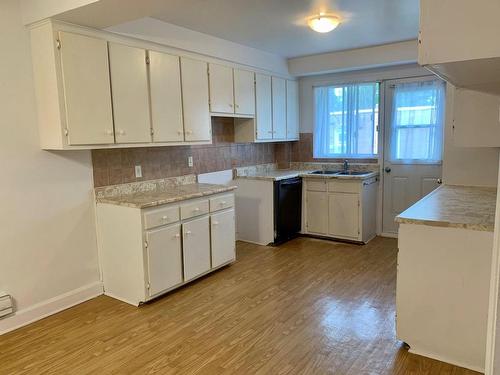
[96,192,236,306]
[303,177,378,243]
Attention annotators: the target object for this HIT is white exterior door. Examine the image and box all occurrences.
[211,210,236,268]
[182,216,211,281]
[234,69,255,116]
[286,80,299,140]
[58,32,114,145]
[108,42,151,143]
[149,51,184,143]
[255,73,273,140]
[382,77,445,234]
[180,58,211,142]
[146,224,183,297]
[328,193,359,239]
[209,64,234,114]
[272,76,287,139]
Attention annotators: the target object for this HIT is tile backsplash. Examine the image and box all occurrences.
[92,118,277,187]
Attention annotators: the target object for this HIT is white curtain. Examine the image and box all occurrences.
[390,80,445,164]
[313,87,330,158]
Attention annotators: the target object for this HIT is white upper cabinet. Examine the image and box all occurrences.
[272,77,287,140]
[58,32,115,146]
[255,73,273,140]
[234,69,255,116]
[149,51,184,143]
[286,80,299,140]
[419,0,500,95]
[209,63,234,114]
[108,42,151,143]
[181,58,211,142]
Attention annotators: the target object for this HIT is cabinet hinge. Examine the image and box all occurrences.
[151,129,154,135]
[358,200,360,207]
[144,241,148,248]
[64,128,69,136]
[146,56,150,65]
[56,39,61,50]
[147,282,151,290]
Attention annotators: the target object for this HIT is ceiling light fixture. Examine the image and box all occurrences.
[308,13,340,33]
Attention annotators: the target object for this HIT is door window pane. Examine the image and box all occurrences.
[390,80,445,163]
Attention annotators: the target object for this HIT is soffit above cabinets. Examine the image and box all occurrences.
[47,0,418,59]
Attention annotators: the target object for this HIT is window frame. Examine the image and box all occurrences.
[312,80,382,160]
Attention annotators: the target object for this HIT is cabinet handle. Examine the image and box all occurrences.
[177,130,183,135]
[161,216,169,221]
[229,103,233,108]
[118,130,126,136]
[268,131,273,134]
[220,201,226,205]
[185,230,192,236]
[193,207,200,212]
[174,233,180,238]
[186,130,193,135]
[213,221,219,226]
[235,104,239,108]
[105,129,114,136]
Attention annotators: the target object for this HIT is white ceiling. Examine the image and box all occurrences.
[56,0,419,59]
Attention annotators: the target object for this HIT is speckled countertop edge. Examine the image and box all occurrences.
[396,184,496,232]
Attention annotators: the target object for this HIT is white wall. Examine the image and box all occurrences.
[106,17,289,76]
[442,83,499,187]
[0,0,101,334]
[288,40,418,77]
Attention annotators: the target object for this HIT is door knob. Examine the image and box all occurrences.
[385,167,391,173]
[437,178,442,185]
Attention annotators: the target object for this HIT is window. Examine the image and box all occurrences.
[389,80,445,163]
[314,82,379,158]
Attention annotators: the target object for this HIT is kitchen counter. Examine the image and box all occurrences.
[235,169,379,181]
[96,182,237,209]
[396,184,496,232]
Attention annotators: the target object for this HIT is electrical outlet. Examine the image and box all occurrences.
[188,156,193,168]
[135,165,142,178]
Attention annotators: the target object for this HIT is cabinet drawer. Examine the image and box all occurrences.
[210,194,234,212]
[328,180,360,193]
[143,205,180,230]
[180,199,209,220]
[306,180,327,192]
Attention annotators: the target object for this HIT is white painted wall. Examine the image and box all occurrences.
[20,0,98,25]
[0,0,101,333]
[106,17,289,76]
[442,84,499,187]
[288,40,418,77]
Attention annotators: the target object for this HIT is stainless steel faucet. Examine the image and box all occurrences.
[343,159,349,172]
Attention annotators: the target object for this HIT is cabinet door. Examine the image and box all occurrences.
[234,69,255,116]
[306,191,328,234]
[181,58,211,142]
[255,74,273,140]
[328,193,359,239]
[146,224,183,297]
[183,216,211,281]
[149,51,184,142]
[108,43,151,143]
[272,77,287,139]
[58,32,114,145]
[211,209,236,268]
[286,80,299,140]
[209,64,234,114]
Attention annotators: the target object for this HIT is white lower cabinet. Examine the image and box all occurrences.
[303,177,378,243]
[146,224,183,296]
[183,216,211,281]
[328,192,359,238]
[211,209,236,267]
[96,192,236,306]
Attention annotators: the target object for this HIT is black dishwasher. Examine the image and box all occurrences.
[274,177,302,244]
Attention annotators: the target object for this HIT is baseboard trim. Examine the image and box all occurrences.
[0,281,103,335]
[380,232,398,238]
[408,346,484,373]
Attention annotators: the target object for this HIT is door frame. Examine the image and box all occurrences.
[379,75,441,237]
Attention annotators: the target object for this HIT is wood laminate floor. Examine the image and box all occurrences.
[0,237,481,374]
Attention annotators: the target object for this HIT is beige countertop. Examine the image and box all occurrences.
[396,185,497,232]
[236,170,379,181]
[96,183,237,209]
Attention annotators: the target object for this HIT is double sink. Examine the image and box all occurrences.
[310,170,370,176]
